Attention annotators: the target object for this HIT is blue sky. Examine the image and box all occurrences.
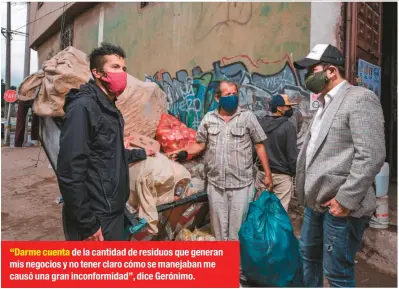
[1,2,38,88]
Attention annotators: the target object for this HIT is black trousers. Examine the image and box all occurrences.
[15,100,39,147]
[62,205,125,241]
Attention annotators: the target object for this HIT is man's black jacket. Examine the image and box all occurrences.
[256,116,298,176]
[56,80,146,240]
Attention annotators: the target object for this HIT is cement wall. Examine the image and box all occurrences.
[100,2,313,136]
[29,2,66,48]
[310,2,342,49]
[73,4,102,54]
[101,2,311,78]
[36,31,61,67]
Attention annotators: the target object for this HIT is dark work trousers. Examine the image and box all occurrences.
[15,100,39,147]
[62,205,126,241]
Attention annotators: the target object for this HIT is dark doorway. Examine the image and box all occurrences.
[381,2,397,182]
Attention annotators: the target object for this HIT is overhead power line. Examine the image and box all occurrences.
[14,2,72,32]
[1,38,25,42]
[1,28,29,40]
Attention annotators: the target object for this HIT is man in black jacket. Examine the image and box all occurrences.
[57,43,153,241]
[255,94,298,211]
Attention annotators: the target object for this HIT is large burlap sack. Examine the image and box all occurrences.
[127,153,191,235]
[116,75,167,138]
[33,46,91,117]
[17,70,45,101]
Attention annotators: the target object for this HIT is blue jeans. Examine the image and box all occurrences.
[299,207,370,287]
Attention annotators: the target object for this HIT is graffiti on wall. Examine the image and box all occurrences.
[145,54,314,144]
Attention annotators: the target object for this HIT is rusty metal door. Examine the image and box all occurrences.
[346,2,383,84]
[355,2,382,66]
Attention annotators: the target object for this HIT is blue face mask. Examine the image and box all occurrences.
[219,94,239,113]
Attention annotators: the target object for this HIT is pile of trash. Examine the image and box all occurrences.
[175,224,215,241]
[18,46,209,241]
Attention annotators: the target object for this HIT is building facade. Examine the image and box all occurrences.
[28,2,397,179]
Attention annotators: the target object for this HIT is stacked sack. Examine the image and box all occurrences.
[18,46,91,117]
[116,75,167,138]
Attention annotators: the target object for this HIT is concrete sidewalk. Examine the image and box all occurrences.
[359,183,397,276]
[289,183,397,277]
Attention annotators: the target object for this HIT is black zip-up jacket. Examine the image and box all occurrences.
[257,116,298,176]
[56,80,146,240]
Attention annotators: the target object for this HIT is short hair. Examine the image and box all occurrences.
[319,62,345,78]
[88,42,126,72]
[214,81,239,98]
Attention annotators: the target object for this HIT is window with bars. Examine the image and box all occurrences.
[60,22,74,50]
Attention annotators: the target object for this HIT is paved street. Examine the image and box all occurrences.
[1,146,397,287]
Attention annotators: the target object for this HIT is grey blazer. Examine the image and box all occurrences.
[295,82,386,218]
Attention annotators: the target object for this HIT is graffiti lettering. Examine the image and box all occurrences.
[145,54,313,143]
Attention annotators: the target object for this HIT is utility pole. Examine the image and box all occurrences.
[4,2,12,146]
[23,2,31,144]
[23,3,30,79]
[5,2,11,91]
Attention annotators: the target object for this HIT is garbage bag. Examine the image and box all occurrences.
[238,190,303,287]
[156,113,197,160]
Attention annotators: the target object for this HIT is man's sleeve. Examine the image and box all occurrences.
[335,90,386,211]
[126,148,147,164]
[248,112,267,144]
[286,123,298,176]
[56,102,100,240]
[195,115,208,144]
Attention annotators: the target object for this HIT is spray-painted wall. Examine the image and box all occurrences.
[101,2,313,142]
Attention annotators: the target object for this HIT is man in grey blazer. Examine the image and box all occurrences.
[294,44,386,287]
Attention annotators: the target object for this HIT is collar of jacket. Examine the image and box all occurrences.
[87,79,120,116]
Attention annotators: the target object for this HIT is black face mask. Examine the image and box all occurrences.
[284,108,293,118]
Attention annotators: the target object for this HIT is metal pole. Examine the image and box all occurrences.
[23,3,31,79]
[5,2,11,91]
[23,2,31,145]
[4,2,12,146]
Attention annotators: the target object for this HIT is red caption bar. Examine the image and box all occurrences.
[1,241,239,288]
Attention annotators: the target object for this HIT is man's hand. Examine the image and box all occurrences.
[144,148,156,157]
[84,227,104,241]
[263,174,273,191]
[254,189,266,200]
[166,149,184,161]
[322,198,350,217]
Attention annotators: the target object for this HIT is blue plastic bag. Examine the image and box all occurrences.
[238,190,303,287]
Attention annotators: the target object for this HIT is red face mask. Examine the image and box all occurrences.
[100,71,127,97]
